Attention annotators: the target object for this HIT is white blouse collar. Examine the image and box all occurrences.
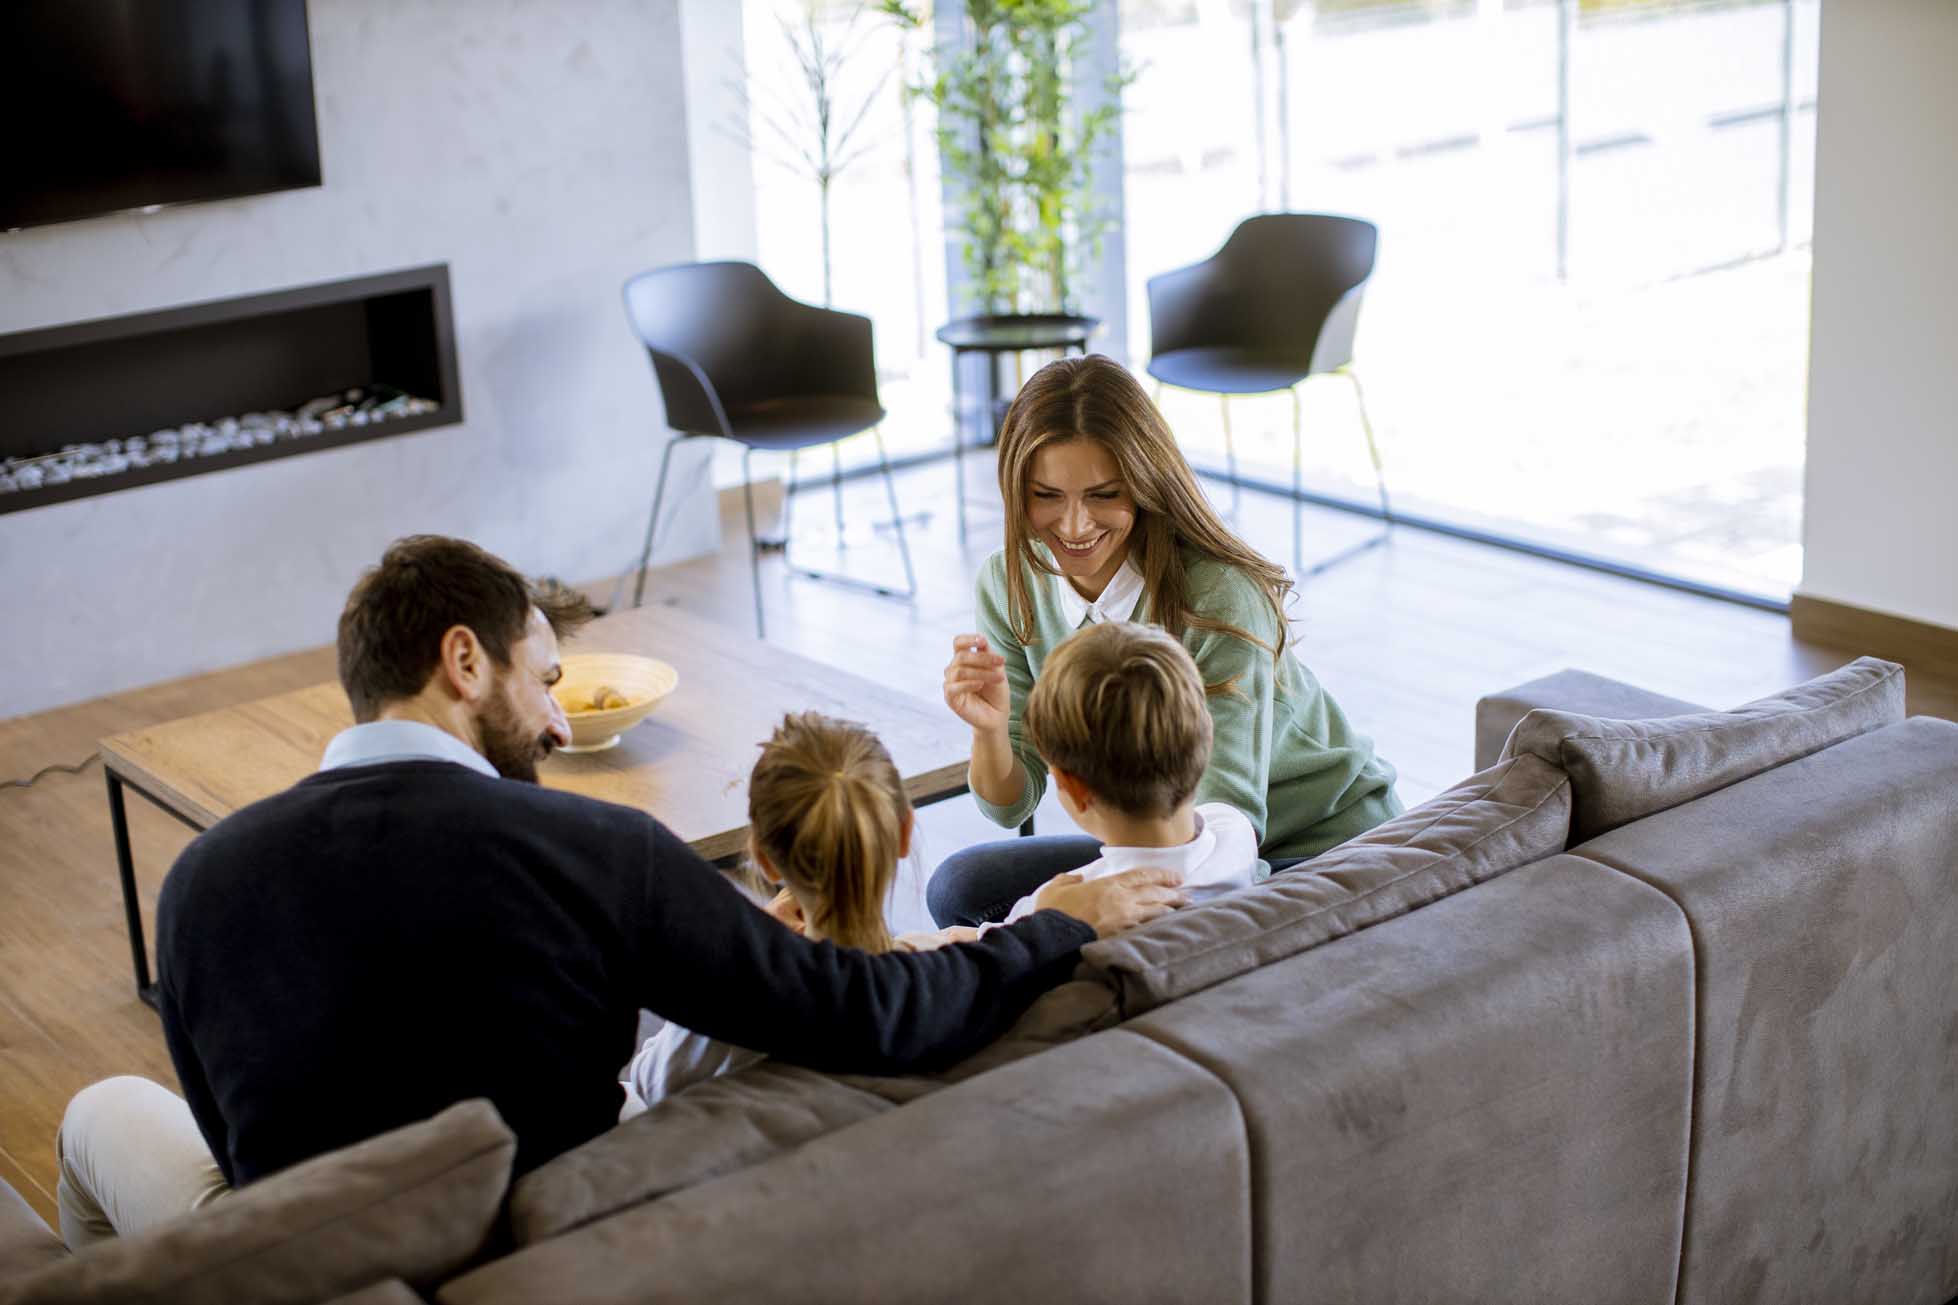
[1052,554,1145,629]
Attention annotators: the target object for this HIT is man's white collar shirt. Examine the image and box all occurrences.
[318,719,498,779]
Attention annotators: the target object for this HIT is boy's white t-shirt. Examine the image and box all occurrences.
[997,802,1266,926]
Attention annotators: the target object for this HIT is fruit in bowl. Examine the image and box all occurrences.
[552,653,678,752]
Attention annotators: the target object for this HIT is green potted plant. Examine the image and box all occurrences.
[882,0,1128,316]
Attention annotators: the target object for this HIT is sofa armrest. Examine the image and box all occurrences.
[0,1176,68,1280]
[1475,669,1708,772]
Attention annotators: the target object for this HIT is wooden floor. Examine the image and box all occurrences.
[0,451,1951,1226]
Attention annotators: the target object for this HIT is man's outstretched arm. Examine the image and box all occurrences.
[631,820,1186,1076]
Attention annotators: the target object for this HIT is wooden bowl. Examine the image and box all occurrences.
[552,653,678,752]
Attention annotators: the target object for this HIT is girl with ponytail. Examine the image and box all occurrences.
[625,712,976,1110]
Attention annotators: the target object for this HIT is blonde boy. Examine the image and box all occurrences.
[996,622,1265,924]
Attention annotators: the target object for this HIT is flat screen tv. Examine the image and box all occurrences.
[1,0,321,232]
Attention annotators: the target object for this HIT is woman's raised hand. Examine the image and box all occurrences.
[942,633,1009,735]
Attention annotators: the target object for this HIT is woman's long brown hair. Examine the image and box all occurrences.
[996,355,1295,670]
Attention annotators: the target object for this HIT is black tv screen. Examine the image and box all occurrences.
[1,0,321,232]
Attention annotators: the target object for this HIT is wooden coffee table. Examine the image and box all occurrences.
[100,602,991,1009]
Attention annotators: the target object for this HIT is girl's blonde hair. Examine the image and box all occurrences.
[747,712,910,953]
[996,355,1295,672]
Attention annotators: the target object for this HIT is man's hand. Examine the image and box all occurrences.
[1032,867,1189,939]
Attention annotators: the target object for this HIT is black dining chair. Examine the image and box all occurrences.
[1145,213,1392,576]
[619,261,916,639]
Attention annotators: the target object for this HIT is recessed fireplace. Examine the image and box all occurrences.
[0,264,461,515]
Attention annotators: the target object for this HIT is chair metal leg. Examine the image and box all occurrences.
[631,434,686,608]
[1220,395,1242,515]
[779,448,798,552]
[875,428,917,597]
[1292,368,1393,579]
[1291,384,1305,574]
[1343,365,1395,524]
[953,426,968,541]
[832,442,846,547]
[741,447,767,639]
[782,430,918,603]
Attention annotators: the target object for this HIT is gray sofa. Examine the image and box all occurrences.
[5,657,1955,1304]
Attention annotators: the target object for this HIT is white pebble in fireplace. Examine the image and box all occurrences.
[0,387,441,494]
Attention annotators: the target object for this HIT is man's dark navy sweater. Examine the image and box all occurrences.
[155,760,1093,1185]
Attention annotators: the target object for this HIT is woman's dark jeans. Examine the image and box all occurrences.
[927,836,1103,927]
[927,833,1307,927]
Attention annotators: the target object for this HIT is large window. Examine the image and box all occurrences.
[724,1,1816,601]
[1121,0,1817,600]
[727,0,955,493]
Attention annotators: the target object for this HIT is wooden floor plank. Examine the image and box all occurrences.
[0,451,1947,1228]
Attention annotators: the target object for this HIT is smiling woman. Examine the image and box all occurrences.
[932,356,1404,927]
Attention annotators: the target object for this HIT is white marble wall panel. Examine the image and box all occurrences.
[0,0,715,718]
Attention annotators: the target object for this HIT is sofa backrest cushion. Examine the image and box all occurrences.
[322,1282,426,1305]
[1127,854,1694,1305]
[0,1100,513,1305]
[1083,752,1572,1016]
[1572,716,1958,1305]
[438,1031,1254,1305]
[513,974,1124,1245]
[1474,667,1708,772]
[1500,655,1904,845]
[510,1063,891,1247]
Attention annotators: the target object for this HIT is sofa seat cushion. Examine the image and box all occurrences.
[0,1100,513,1305]
[1083,753,1571,1016]
[1501,655,1904,844]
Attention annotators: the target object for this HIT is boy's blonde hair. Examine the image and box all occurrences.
[1022,622,1213,819]
[747,712,909,953]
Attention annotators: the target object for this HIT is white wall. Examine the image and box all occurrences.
[679,0,759,264]
[0,0,716,719]
[1801,0,1958,631]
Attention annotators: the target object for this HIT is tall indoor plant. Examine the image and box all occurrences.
[883,0,1127,316]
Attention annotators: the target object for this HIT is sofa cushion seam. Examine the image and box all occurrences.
[1560,848,1700,1305]
[1113,1026,1259,1301]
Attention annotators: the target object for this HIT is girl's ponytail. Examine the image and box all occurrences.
[747,713,910,953]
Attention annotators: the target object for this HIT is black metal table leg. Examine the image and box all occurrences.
[106,769,159,1010]
[951,347,968,540]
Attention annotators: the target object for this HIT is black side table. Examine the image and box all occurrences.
[935,313,1099,538]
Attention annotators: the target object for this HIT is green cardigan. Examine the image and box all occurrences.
[973,546,1402,861]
